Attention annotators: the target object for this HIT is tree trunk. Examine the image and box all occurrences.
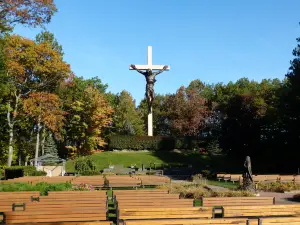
[7,93,20,167]
[35,117,41,166]
[41,127,46,156]
[7,126,14,167]
[18,149,22,166]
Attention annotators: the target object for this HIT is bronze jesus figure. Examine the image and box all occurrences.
[130,64,168,112]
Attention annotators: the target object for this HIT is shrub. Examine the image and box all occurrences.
[80,171,101,176]
[257,182,300,193]
[72,183,95,191]
[293,193,300,202]
[0,182,72,195]
[74,157,96,173]
[108,135,209,151]
[4,166,37,179]
[158,183,255,199]
[5,167,24,179]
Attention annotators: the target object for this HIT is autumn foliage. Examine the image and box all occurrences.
[23,92,64,135]
[166,86,210,136]
[4,35,71,90]
[0,0,57,32]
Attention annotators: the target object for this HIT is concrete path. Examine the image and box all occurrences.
[258,191,299,204]
[206,185,230,192]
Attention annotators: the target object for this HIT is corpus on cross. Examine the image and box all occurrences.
[129,46,170,112]
[130,64,168,112]
[129,46,170,136]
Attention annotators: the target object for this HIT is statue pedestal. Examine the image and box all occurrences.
[242,177,256,192]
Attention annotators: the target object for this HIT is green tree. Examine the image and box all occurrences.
[36,30,64,57]
[43,134,58,157]
[278,36,300,164]
[3,35,71,166]
[138,94,170,135]
[114,90,144,135]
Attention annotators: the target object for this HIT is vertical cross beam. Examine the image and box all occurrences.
[147,46,152,67]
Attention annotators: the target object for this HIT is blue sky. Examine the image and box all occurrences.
[14,0,300,103]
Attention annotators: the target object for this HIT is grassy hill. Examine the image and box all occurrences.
[66,151,241,173]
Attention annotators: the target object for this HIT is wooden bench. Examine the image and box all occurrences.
[1,223,112,225]
[2,210,108,223]
[278,175,295,183]
[230,174,242,184]
[294,176,300,184]
[121,218,253,225]
[0,192,40,197]
[48,191,107,195]
[258,216,300,224]
[217,174,226,181]
[72,176,105,187]
[133,176,171,186]
[265,175,279,182]
[113,190,169,195]
[117,207,213,222]
[223,174,231,182]
[201,197,275,207]
[253,175,266,183]
[106,176,141,188]
[116,199,194,208]
[223,204,300,217]
[115,194,180,202]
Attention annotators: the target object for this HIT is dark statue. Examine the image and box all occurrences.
[130,64,168,112]
[242,156,255,192]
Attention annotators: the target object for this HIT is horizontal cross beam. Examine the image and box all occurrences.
[129,65,170,70]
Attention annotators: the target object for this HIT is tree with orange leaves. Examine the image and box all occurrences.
[23,92,64,165]
[166,86,210,136]
[64,86,113,157]
[4,35,71,166]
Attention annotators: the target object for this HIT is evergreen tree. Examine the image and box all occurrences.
[207,139,222,156]
[43,134,58,157]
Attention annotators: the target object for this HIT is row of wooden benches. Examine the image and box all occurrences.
[1,175,171,187]
[119,217,300,225]
[0,191,110,224]
[217,173,300,183]
[111,190,286,225]
[0,190,296,225]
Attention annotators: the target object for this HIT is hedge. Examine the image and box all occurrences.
[108,135,209,151]
[4,166,41,179]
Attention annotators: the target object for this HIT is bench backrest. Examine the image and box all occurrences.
[113,190,169,195]
[123,218,252,225]
[258,217,300,225]
[223,204,300,217]
[202,197,275,206]
[118,207,212,220]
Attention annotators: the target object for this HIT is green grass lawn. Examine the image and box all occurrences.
[207,180,239,189]
[66,151,239,173]
[66,152,165,172]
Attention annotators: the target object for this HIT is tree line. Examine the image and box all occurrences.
[0,1,300,172]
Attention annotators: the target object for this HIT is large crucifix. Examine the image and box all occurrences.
[130,46,170,136]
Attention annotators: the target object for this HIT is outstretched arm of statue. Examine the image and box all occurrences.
[130,64,146,75]
[153,65,169,76]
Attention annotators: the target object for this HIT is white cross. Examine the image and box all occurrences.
[129,46,170,71]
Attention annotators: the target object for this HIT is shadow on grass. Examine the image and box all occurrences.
[152,151,243,174]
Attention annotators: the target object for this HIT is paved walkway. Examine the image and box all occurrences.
[203,184,300,204]
[258,191,299,204]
